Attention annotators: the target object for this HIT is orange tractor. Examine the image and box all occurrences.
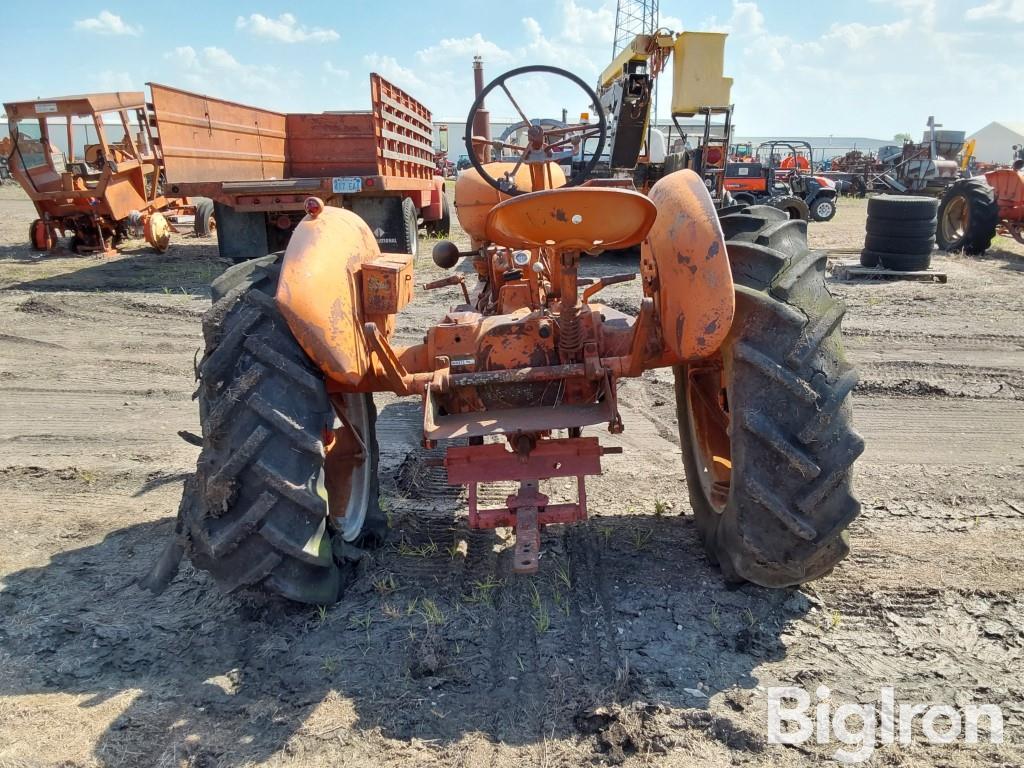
[937,165,1024,254]
[147,65,862,605]
[4,92,175,254]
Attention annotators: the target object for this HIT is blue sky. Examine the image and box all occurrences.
[2,1,1022,139]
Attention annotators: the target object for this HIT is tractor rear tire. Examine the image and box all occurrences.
[179,255,385,604]
[678,205,863,587]
[768,195,809,221]
[936,178,1000,255]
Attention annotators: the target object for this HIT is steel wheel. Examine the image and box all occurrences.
[323,393,374,542]
[939,195,967,244]
[683,361,732,514]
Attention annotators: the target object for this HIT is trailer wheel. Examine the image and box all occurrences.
[677,205,863,587]
[29,219,52,251]
[181,255,385,604]
[193,198,216,237]
[399,197,419,256]
[425,194,451,238]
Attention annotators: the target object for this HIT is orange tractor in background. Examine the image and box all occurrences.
[937,164,1024,254]
[4,92,180,254]
[145,63,863,605]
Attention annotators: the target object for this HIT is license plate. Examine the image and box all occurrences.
[331,176,362,194]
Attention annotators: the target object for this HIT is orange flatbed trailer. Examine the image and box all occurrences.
[148,74,447,260]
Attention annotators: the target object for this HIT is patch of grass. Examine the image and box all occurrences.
[555,561,572,590]
[418,598,445,626]
[381,602,402,619]
[321,656,339,674]
[463,576,503,606]
[397,538,438,558]
[314,605,329,627]
[709,604,721,630]
[654,499,670,516]
[373,573,397,596]
[631,528,653,552]
[348,611,374,631]
[597,525,614,546]
[529,582,550,634]
[828,609,842,631]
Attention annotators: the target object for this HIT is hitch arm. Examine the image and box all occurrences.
[423,274,470,304]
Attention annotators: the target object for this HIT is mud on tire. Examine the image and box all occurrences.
[676,205,864,587]
[180,256,384,604]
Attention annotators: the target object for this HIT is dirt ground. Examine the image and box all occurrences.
[1,183,1023,768]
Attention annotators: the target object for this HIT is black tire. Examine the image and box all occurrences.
[210,253,282,304]
[867,194,939,221]
[809,196,837,222]
[425,193,451,238]
[28,219,48,251]
[678,205,863,587]
[732,192,757,206]
[859,250,879,268]
[399,197,419,256]
[866,216,936,238]
[768,195,809,221]
[863,233,935,256]
[936,178,999,255]
[180,256,385,604]
[193,198,216,237]
[862,249,932,271]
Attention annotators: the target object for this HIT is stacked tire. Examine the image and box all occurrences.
[860,195,938,271]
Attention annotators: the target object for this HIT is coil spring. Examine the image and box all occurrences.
[558,304,582,359]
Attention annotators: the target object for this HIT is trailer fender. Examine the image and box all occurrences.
[642,169,734,361]
[276,206,381,388]
[423,175,446,221]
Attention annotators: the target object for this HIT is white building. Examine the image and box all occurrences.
[968,121,1024,164]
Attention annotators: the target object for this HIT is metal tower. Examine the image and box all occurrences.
[612,0,660,58]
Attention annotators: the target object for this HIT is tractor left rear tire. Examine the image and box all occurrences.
[677,205,863,587]
[937,178,999,255]
[179,255,385,604]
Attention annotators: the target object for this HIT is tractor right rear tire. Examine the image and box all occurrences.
[179,255,385,604]
[936,178,1000,255]
[677,205,863,587]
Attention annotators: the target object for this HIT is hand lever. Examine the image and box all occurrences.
[423,274,470,304]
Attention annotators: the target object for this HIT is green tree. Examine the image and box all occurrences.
[893,132,913,144]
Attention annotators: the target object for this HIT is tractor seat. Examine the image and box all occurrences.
[484,187,658,252]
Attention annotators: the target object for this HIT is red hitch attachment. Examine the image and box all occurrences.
[444,437,621,573]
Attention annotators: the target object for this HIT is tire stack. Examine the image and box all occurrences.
[860,195,938,270]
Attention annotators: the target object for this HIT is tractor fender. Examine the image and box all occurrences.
[275,206,380,389]
[642,169,734,361]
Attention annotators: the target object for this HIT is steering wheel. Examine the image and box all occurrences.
[464,65,607,196]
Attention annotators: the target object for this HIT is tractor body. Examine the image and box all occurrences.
[276,169,733,571]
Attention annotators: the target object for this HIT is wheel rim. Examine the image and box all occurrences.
[685,362,732,513]
[322,394,373,541]
[940,196,967,243]
[816,200,834,219]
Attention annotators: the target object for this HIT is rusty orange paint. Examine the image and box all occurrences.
[276,206,381,389]
[361,254,415,315]
[484,187,657,252]
[453,162,567,246]
[642,169,734,361]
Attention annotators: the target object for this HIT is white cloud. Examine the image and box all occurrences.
[416,34,512,65]
[823,19,911,50]
[363,53,426,92]
[168,45,278,93]
[323,61,350,79]
[965,0,1024,22]
[93,70,135,92]
[235,13,339,43]
[562,0,615,44]
[73,10,141,36]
